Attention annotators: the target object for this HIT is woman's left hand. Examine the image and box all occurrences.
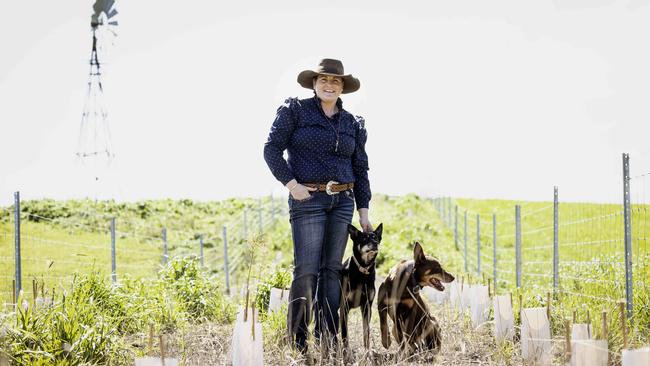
[358,208,373,232]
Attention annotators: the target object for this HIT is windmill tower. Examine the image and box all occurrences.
[76,0,118,174]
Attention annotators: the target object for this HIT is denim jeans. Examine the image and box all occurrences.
[286,189,355,351]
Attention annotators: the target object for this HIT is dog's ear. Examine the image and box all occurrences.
[374,223,383,241]
[413,242,426,263]
[348,224,361,240]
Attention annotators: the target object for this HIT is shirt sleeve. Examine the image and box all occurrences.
[352,115,371,209]
[263,98,298,186]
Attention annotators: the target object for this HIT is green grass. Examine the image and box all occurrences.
[0,194,648,365]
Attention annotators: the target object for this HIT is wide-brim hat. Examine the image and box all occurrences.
[297,58,360,94]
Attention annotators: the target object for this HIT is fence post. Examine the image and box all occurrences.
[199,234,204,267]
[14,191,21,302]
[476,214,481,275]
[553,186,559,292]
[464,210,468,273]
[111,217,116,283]
[493,213,497,288]
[622,153,633,319]
[162,228,168,265]
[447,197,452,227]
[223,225,230,295]
[515,205,522,288]
[454,205,459,251]
[271,194,275,223]
[258,198,263,234]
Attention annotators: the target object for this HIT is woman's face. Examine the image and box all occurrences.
[313,75,344,103]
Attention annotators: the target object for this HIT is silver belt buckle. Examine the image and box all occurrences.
[325,181,339,195]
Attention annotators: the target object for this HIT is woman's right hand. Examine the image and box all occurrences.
[286,179,317,201]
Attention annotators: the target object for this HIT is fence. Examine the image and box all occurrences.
[435,153,649,325]
[0,192,289,308]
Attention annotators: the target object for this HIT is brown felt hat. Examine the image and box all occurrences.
[297,58,361,94]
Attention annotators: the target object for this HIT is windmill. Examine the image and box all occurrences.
[76,0,118,173]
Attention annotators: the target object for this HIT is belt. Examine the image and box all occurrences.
[303,181,354,195]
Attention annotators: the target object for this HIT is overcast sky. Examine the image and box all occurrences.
[1,0,650,207]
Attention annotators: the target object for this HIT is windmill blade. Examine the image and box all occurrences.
[108,21,118,26]
[107,8,118,20]
[91,0,117,27]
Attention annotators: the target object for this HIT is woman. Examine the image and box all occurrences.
[263,58,372,352]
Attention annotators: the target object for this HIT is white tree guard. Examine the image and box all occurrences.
[493,295,514,341]
[449,280,461,310]
[232,307,265,366]
[572,340,608,366]
[422,285,449,305]
[470,285,490,327]
[622,347,650,366]
[460,284,473,312]
[520,307,552,365]
[135,357,179,366]
[268,288,289,313]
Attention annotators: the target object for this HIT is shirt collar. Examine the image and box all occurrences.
[312,95,343,119]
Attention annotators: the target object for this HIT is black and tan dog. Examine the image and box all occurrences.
[377,242,454,354]
[339,223,383,349]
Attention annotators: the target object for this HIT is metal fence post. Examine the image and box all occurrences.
[111,217,116,283]
[199,234,204,267]
[493,213,497,287]
[454,205,459,251]
[162,228,168,265]
[223,225,230,295]
[515,205,522,288]
[553,186,559,291]
[622,153,633,319]
[447,197,452,228]
[476,214,481,275]
[14,191,21,302]
[464,210,468,273]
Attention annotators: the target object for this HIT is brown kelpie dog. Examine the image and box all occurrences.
[377,242,454,355]
[339,223,383,349]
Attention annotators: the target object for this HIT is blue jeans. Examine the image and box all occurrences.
[286,189,355,350]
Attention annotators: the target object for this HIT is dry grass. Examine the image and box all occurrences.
[154,302,559,365]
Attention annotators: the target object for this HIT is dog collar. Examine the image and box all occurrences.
[409,269,421,294]
[352,255,371,275]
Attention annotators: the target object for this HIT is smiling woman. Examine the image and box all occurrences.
[263,58,372,354]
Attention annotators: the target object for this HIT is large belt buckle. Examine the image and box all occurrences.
[325,180,339,195]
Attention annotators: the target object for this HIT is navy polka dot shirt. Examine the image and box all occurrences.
[263,95,371,209]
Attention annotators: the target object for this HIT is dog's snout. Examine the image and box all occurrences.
[443,272,455,283]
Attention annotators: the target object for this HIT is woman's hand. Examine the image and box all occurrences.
[286,179,317,201]
[358,208,373,232]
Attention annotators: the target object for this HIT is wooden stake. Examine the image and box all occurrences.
[32,279,37,304]
[11,280,15,308]
[546,292,551,325]
[488,278,492,298]
[159,334,166,366]
[619,301,627,349]
[564,318,572,362]
[586,310,591,338]
[251,303,256,341]
[518,294,523,321]
[148,324,154,355]
[244,288,250,322]
[572,310,577,324]
[601,311,608,341]
[461,275,464,291]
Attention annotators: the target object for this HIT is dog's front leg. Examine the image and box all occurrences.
[378,284,390,349]
[362,299,371,349]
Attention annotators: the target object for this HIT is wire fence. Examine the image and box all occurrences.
[0,192,289,308]
[435,153,649,330]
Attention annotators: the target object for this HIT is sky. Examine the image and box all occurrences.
[1,0,650,207]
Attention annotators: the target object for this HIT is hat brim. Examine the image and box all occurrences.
[297,70,360,94]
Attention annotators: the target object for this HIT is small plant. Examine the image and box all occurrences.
[254,266,292,320]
